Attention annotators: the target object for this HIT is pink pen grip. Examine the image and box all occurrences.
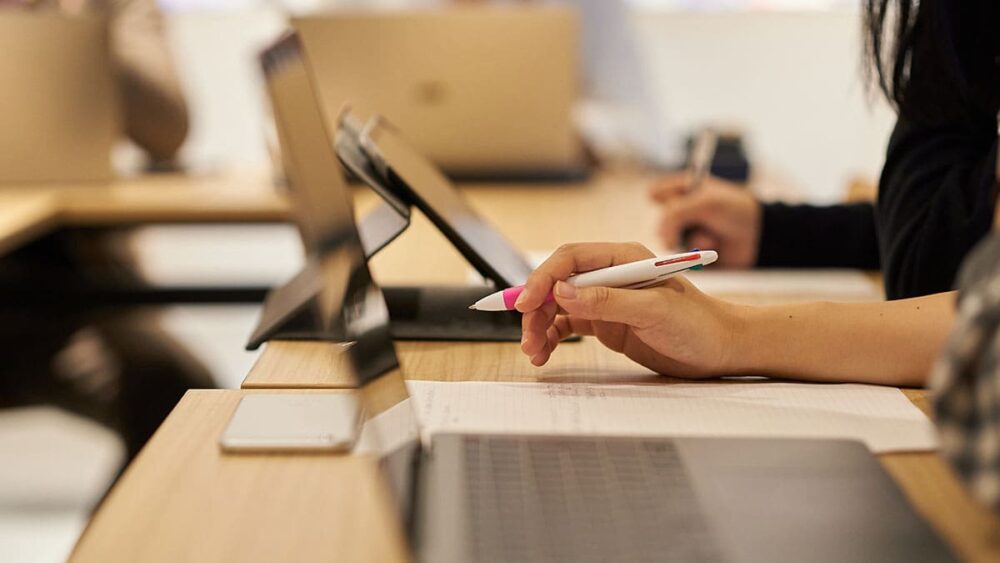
[502,286,557,310]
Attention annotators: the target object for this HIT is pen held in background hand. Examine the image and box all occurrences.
[687,128,719,193]
[469,250,719,312]
[679,129,719,246]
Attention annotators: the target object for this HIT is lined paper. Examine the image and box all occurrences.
[405,380,936,453]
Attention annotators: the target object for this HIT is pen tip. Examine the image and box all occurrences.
[468,305,477,310]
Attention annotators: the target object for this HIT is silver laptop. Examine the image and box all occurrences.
[248,32,953,563]
[0,12,118,183]
[293,7,587,181]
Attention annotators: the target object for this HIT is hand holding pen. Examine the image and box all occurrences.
[470,249,717,311]
[648,130,761,269]
[509,242,743,378]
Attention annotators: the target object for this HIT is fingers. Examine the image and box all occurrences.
[527,315,596,366]
[530,325,562,366]
[665,190,717,228]
[518,241,656,366]
[649,173,691,203]
[657,191,718,250]
[553,282,658,328]
[521,302,557,357]
[514,242,654,313]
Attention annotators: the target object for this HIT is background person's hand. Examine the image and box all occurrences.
[649,174,762,269]
[515,242,747,378]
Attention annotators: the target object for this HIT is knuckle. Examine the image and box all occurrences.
[659,211,678,229]
[589,287,611,308]
[703,196,725,214]
[625,241,653,258]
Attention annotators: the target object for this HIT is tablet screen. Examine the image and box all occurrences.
[361,119,533,287]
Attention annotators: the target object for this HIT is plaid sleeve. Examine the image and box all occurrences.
[930,234,1000,512]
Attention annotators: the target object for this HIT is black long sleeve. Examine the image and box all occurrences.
[876,117,998,300]
[755,114,998,298]
[756,201,880,269]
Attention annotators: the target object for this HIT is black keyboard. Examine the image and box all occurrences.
[384,285,524,342]
[461,435,724,563]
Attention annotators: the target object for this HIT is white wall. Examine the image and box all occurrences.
[167,10,288,170]
[633,9,896,202]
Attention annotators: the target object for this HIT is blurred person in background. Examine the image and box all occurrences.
[651,0,999,301]
[0,0,189,164]
[0,0,213,468]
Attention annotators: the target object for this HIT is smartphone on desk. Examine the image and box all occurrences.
[219,394,362,453]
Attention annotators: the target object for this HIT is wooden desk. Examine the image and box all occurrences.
[75,342,1000,563]
[0,171,290,258]
[72,169,1000,562]
[52,171,289,226]
[244,338,664,389]
[71,389,409,563]
[0,192,57,256]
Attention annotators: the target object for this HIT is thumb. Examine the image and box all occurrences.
[553,282,656,327]
[649,174,690,203]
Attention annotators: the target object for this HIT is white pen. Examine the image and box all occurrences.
[469,250,718,312]
[687,128,718,193]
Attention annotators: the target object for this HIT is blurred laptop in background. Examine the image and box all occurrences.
[0,12,118,183]
[296,5,588,182]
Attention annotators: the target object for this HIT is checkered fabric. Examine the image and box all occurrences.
[931,233,1000,513]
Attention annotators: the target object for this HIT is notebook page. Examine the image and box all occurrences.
[405,381,936,453]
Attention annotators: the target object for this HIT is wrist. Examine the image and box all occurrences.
[723,304,776,375]
[718,302,752,374]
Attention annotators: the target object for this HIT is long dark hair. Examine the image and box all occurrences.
[864,0,999,125]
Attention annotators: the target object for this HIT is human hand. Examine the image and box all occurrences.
[515,242,747,378]
[649,174,761,268]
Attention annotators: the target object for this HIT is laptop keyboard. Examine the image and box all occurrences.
[462,435,724,563]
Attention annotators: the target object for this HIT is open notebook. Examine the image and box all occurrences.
[405,380,936,454]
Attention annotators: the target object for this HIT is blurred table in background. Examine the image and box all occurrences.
[0,172,291,253]
[0,192,57,256]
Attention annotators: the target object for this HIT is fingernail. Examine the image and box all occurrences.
[530,353,544,366]
[555,281,576,299]
[514,288,531,309]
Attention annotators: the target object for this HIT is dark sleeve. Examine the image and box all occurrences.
[756,202,880,269]
[877,116,998,300]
